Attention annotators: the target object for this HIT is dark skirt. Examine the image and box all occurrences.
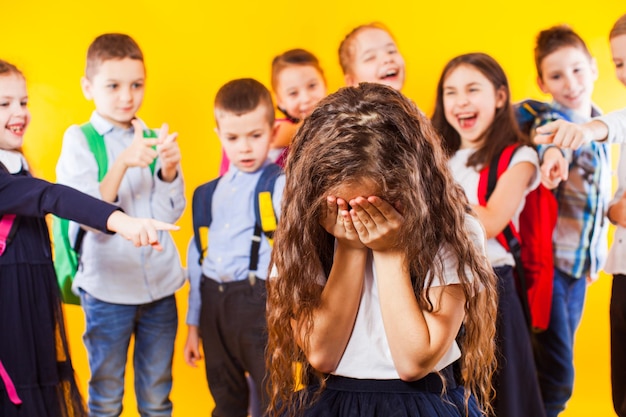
[0,262,87,417]
[289,365,483,417]
[492,265,546,417]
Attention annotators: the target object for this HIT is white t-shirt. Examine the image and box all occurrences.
[448,146,540,267]
[332,214,486,379]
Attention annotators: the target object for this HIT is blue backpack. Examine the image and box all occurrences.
[53,123,157,304]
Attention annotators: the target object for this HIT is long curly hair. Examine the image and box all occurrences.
[266,83,497,416]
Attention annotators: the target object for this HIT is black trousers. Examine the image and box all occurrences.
[199,276,268,417]
[611,275,626,417]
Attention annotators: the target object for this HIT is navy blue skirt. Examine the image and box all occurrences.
[291,364,483,417]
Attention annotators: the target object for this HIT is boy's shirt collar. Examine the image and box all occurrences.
[90,111,150,136]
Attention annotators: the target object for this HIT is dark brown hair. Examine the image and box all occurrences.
[267,82,497,416]
[214,78,275,126]
[534,25,591,79]
[85,33,144,79]
[432,52,530,169]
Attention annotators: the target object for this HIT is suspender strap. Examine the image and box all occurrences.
[0,359,22,405]
[248,164,281,280]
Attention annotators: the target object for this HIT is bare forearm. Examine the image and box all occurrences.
[375,251,464,381]
[298,245,367,372]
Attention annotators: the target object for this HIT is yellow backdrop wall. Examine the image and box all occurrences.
[2,1,624,415]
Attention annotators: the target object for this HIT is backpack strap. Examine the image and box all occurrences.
[478,145,522,253]
[191,177,221,267]
[0,214,17,256]
[0,163,19,256]
[478,144,531,328]
[0,359,22,405]
[80,123,109,181]
[248,163,282,282]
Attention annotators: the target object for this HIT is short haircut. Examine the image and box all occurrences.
[271,49,325,92]
[534,25,591,78]
[214,78,275,126]
[610,14,626,39]
[0,60,23,77]
[85,33,144,79]
[338,22,394,76]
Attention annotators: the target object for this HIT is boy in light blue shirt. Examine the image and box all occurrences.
[56,33,185,417]
[184,78,284,417]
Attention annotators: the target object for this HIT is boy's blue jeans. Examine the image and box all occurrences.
[532,268,587,417]
[80,290,178,417]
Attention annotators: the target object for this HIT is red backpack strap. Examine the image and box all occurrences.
[477,144,521,251]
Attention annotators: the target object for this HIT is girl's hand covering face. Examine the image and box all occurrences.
[348,196,404,252]
[320,196,365,249]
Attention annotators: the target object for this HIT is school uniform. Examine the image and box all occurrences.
[0,151,118,417]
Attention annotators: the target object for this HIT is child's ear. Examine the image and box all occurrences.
[344,73,356,87]
[495,86,507,109]
[270,121,281,143]
[536,75,548,94]
[590,57,599,81]
[81,76,93,100]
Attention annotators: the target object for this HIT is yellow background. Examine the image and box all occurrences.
[2,1,625,415]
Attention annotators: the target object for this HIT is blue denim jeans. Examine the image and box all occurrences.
[80,290,178,417]
[532,268,587,417]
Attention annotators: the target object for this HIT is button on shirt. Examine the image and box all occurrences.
[55,112,186,304]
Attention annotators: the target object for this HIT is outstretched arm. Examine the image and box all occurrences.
[535,119,609,149]
[105,210,178,251]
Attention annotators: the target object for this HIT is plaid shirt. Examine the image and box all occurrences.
[515,100,611,278]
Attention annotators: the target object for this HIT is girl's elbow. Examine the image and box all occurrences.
[395,361,433,382]
[307,351,339,374]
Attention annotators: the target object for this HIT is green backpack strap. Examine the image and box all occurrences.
[80,123,108,181]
